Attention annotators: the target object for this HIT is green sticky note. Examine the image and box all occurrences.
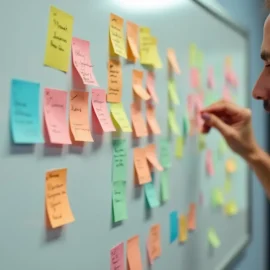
[168,109,181,135]
[189,43,197,67]
[198,134,206,150]
[224,176,232,193]
[183,115,190,138]
[196,50,204,69]
[218,138,228,156]
[144,182,160,208]
[208,228,220,248]
[160,138,171,168]
[168,79,180,105]
[175,136,183,158]
[112,139,127,182]
[211,189,224,206]
[160,169,169,202]
[112,181,127,222]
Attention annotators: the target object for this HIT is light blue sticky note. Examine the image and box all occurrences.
[144,182,160,208]
[112,139,127,182]
[10,79,44,144]
[170,211,178,243]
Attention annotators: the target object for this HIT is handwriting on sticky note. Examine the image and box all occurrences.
[69,90,93,142]
[188,203,196,231]
[110,103,132,132]
[109,13,126,58]
[168,79,180,105]
[131,103,148,137]
[45,168,74,228]
[132,70,150,100]
[146,72,159,103]
[134,147,151,184]
[144,182,160,208]
[168,109,181,135]
[175,136,183,158]
[44,6,73,72]
[72,37,98,86]
[112,139,127,182]
[208,228,221,248]
[226,158,237,173]
[92,89,116,132]
[160,169,169,202]
[10,79,44,144]
[107,59,122,103]
[206,150,214,176]
[170,211,178,243]
[127,21,139,61]
[139,27,153,65]
[179,215,188,243]
[149,37,162,69]
[145,144,163,171]
[112,181,128,222]
[146,104,161,135]
[207,67,214,89]
[148,224,161,264]
[160,138,171,168]
[168,48,181,74]
[44,88,71,144]
[111,243,125,270]
[127,235,143,270]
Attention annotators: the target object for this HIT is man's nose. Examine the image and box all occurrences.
[252,72,269,100]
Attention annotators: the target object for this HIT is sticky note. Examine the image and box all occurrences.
[188,203,196,231]
[218,139,228,155]
[132,70,150,100]
[183,114,190,138]
[222,85,231,101]
[110,103,132,132]
[127,235,143,270]
[189,43,197,67]
[45,168,75,228]
[146,104,161,135]
[208,228,221,248]
[190,68,200,88]
[196,50,204,69]
[131,103,148,137]
[175,136,184,158]
[212,189,224,206]
[146,72,159,103]
[69,90,93,142]
[168,48,181,74]
[111,243,125,270]
[112,181,127,222]
[107,59,122,103]
[198,134,206,150]
[149,37,163,69]
[160,169,169,202]
[144,182,160,208]
[92,89,116,132]
[206,150,214,176]
[134,147,151,184]
[168,79,180,105]
[147,224,161,264]
[109,13,126,58]
[207,67,214,89]
[226,158,237,173]
[10,79,44,144]
[224,201,238,216]
[168,109,181,135]
[179,215,188,243]
[139,27,153,65]
[170,211,178,243]
[224,176,232,193]
[145,144,163,171]
[44,88,71,144]
[44,6,73,72]
[160,138,171,168]
[127,21,139,61]
[112,139,127,182]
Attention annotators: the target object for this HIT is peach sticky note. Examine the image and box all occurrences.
[147,224,161,264]
[206,150,214,176]
[69,90,93,142]
[127,235,143,270]
[44,88,71,144]
[45,168,75,228]
[145,144,163,171]
[168,48,181,74]
[72,37,98,86]
[92,89,116,132]
[110,103,132,132]
[134,147,151,184]
[111,242,125,270]
[44,6,74,72]
[179,215,188,243]
[226,158,237,173]
[107,59,122,103]
[146,72,159,103]
[131,103,148,137]
[188,203,196,231]
[109,13,126,58]
[207,67,214,89]
[127,21,139,61]
[146,104,161,135]
[132,69,150,101]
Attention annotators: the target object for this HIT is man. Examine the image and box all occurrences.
[201,4,270,197]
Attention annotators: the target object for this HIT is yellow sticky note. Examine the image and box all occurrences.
[179,215,188,243]
[139,27,153,65]
[212,189,224,206]
[110,103,132,132]
[198,134,206,150]
[226,158,237,173]
[208,228,221,248]
[168,79,180,105]
[44,6,74,72]
[175,136,183,158]
[168,110,181,135]
[149,37,162,69]
[224,201,238,216]
[224,176,232,193]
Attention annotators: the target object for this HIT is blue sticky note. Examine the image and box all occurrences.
[144,182,160,208]
[10,79,44,144]
[170,211,178,243]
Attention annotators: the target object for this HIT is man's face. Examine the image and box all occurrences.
[252,16,270,111]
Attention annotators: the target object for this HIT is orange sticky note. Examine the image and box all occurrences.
[134,147,151,184]
[69,90,93,142]
[179,215,188,243]
[107,59,122,103]
[146,104,161,135]
[92,89,116,132]
[45,168,75,228]
[132,70,150,100]
[127,235,143,270]
[168,48,181,74]
[145,144,163,171]
[44,88,71,144]
[188,203,196,231]
[226,158,237,173]
[127,21,139,61]
[131,103,148,137]
[72,37,98,86]
[146,72,159,103]
[147,224,161,264]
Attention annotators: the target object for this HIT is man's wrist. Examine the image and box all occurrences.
[245,144,263,167]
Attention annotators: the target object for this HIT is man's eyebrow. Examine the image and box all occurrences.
[261,50,270,61]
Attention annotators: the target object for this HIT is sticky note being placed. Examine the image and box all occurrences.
[168,79,180,105]
[168,109,181,135]
[107,59,122,103]
[175,136,184,158]
[208,228,221,248]
[69,90,93,142]
[168,48,181,74]
[147,224,161,264]
[92,89,116,132]
[188,203,196,231]
[110,103,132,132]
[139,27,153,65]
[132,70,150,101]
[144,182,160,208]
[160,138,171,168]
[207,67,214,89]
[212,189,224,207]
[44,88,71,144]
[127,235,143,270]
[160,169,169,202]
[111,243,125,270]
[44,6,73,72]
[190,68,200,88]
[146,72,159,103]
[170,211,178,243]
[112,139,127,182]
[226,158,237,173]
[112,181,128,222]
[127,21,139,61]
[45,168,75,228]
[145,144,163,171]
[179,215,188,243]
[10,79,44,144]
[134,147,151,184]
[206,150,214,176]
[146,104,161,135]
[131,103,148,137]
[224,201,238,216]
[109,13,126,58]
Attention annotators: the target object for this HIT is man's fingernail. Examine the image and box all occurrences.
[201,113,210,121]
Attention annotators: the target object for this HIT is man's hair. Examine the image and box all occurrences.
[266,0,270,8]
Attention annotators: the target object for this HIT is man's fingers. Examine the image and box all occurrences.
[201,124,211,134]
[201,100,242,116]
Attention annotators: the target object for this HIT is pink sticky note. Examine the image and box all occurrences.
[72,37,98,86]
[110,242,124,270]
[92,89,116,132]
[207,67,214,89]
[193,94,204,129]
[44,88,71,145]
[222,85,231,101]
[206,150,214,176]
[190,68,199,88]
[146,72,159,103]
[187,94,195,117]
